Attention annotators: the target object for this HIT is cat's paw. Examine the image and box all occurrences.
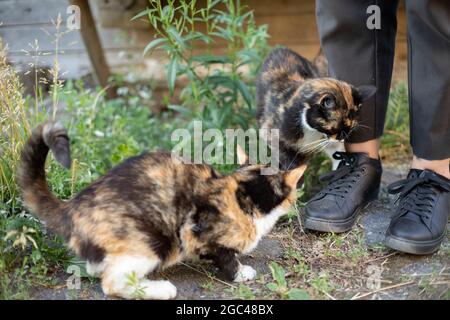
[233,265,257,282]
[142,280,177,300]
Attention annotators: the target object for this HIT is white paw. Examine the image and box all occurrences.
[86,261,105,277]
[233,265,257,282]
[142,280,177,300]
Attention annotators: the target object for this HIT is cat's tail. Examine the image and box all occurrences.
[17,122,71,236]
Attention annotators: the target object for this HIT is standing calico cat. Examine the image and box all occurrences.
[18,122,306,299]
[257,47,377,169]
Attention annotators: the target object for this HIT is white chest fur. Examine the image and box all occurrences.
[300,109,344,169]
[244,206,289,254]
[300,108,326,146]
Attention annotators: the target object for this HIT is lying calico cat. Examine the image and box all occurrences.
[18,122,306,299]
[257,47,377,169]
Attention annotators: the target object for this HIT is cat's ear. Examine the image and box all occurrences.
[354,85,377,103]
[236,144,249,166]
[284,164,307,187]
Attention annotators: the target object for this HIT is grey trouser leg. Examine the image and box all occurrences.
[316,0,450,160]
[406,0,450,160]
[316,0,399,143]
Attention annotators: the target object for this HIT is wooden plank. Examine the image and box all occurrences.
[69,0,115,98]
[90,0,149,29]
[0,0,406,51]
[249,0,315,16]
[6,33,407,77]
[90,12,407,46]
[0,0,70,26]
[7,49,149,79]
[2,0,408,86]
[1,27,155,53]
[0,25,84,53]
[94,0,315,29]
[7,42,408,87]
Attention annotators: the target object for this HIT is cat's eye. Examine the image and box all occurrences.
[321,96,335,109]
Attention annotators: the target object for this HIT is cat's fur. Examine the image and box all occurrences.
[257,47,376,169]
[17,122,306,299]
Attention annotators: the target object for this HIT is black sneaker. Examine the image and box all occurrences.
[385,169,450,255]
[303,152,382,233]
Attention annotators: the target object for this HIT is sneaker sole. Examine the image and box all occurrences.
[385,231,446,255]
[301,204,364,233]
[301,188,379,233]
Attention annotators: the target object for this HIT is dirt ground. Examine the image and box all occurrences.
[29,165,449,300]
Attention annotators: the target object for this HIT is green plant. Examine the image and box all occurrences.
[201,278,215,292]
[381,82,410,161]
[126,272,146,299]
[310,272,334,298]
[0,39,31,212]
[226,283,256,300]
[237,283,256,299]
[267,262,310,300]
[134,0,269,131]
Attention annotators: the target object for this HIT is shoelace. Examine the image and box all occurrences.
[388,171,450,221]
[318,152,364,199]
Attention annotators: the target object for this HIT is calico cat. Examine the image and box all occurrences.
[17,122,306,299]
[256,47,377,169]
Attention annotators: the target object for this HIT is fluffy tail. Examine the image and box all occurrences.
[17,122,72,237]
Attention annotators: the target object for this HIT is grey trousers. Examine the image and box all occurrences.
[316,0,450,160]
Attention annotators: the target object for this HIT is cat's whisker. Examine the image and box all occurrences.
[346,123,364,138]
[299,138,328,149]
[354,123,371,130]
[285,149,303,170]
[301,140,330,155]
[314,141,331,153]
[343,123,371,140]
[285,139,329,169]
[307,143,330,156]
[298,138,328,152]
[286,137,331,169]
[299,144,321,154]
[343,130,350,141]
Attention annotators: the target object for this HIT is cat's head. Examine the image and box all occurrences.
[221,162,305,252]
[191,148,306,254]
[232,163,306,215]
[297,78,376,141]
[231,145,306,214]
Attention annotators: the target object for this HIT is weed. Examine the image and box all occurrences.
[310,271,334,298]
[136,0,269,129]
[126,272,147,299]
[266,262,310,300]
[226,283,256,300]
[201,278,215,292]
